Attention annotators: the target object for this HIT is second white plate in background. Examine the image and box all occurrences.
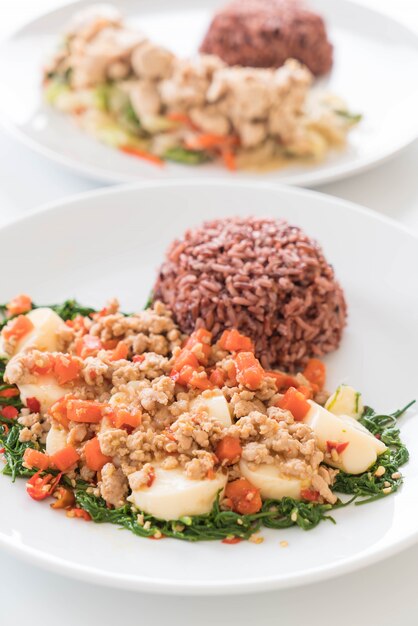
[0,0,418,186]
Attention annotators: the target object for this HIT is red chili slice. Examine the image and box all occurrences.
[26,471,62,501]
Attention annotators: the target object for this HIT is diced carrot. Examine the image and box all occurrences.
[326,440,350,454]
[234,352,264,390]
[303,358,326,391]
[66,399,105,423]
[111,408,141,430]
[2,315,34,341]
[53,355,82,384]
[219,329,254,353]
[66,315,87,334]
[209,368,226,388]
[277,387,311,421]
[0,387,19,398]
[90,307,109,320]
[6,294,32,316]
[84,437,112,471]
[222,537,242,544]
[102,339,118,350]
[188,370,213,390]
[216,436,242,464]
[23,448,50,471]
[225,478,262,515]
[298,385,313,400]
[221,148,236,172]
[192,328,212,344]
[171,349,200,373]
[109,342,129,361]
[133,354,145,364]
[265,370,298,391]
[300,488,320,502]
[1,406,18,420]
[119,145,164,167]
[31,354,55,376]
[224,360,238,385]
[50,445,80,471]
[49,396,70,429]
[75,334,102,359]
[171,364,194,386]
[184,328,212,365]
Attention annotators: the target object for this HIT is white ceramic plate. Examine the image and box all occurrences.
[0,180,417,594]
[1,0,418,186]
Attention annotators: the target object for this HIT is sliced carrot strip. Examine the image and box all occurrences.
[119,145,164,167]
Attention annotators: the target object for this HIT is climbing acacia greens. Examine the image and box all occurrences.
[0,299,414,541]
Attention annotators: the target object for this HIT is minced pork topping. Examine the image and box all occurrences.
[3,299,338,512]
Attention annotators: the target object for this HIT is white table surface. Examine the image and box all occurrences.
[0,1,417,624]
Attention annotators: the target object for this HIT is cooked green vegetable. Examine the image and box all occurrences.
[335,110,363,124]
[144,291,153,310]
[48,299,96,321]
[333,402,413,504]
[325,384,364,419]
[0,299,413,541]
[1,422,36,481]
[75,489,336,541]
[164,147,211,165]
[44,80,71,105]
